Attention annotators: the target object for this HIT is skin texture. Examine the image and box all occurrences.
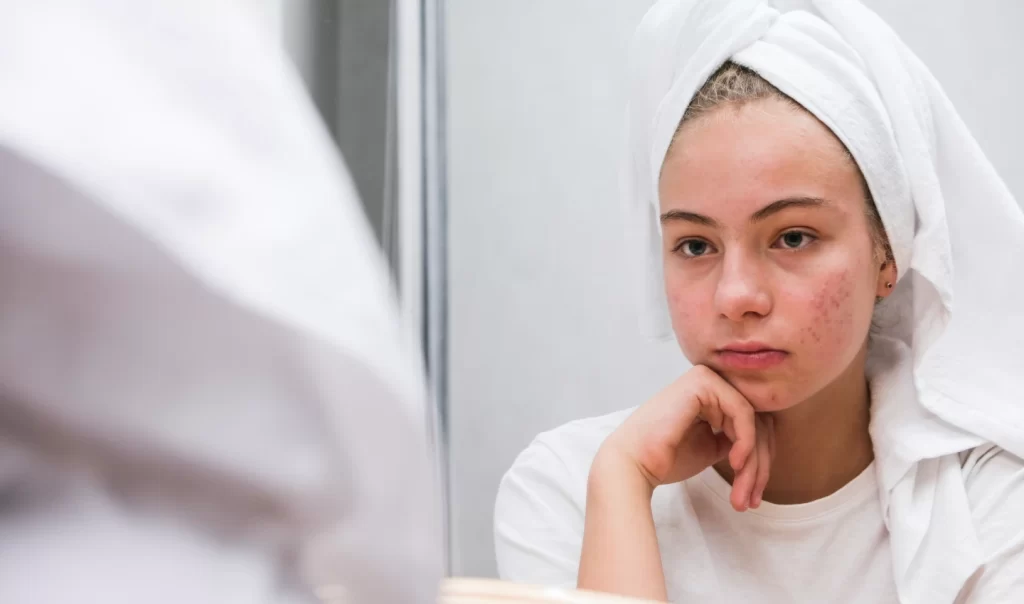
[577,98,897,602]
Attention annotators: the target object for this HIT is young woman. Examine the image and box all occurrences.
[494,1,1024,602]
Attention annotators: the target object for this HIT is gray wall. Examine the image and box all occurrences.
[445,0,1024,579]
[446,0,684,578]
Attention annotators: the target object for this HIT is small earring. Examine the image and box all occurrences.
[886,282,893,289]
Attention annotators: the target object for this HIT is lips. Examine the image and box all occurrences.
[715,343,788,370]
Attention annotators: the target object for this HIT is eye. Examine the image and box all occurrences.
[772,230,817,250]
[674,238,717,258]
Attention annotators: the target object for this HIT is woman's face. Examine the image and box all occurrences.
[658,98,892,412]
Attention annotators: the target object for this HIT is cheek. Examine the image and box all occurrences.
[665,275,710,357]
[792,269,870,358]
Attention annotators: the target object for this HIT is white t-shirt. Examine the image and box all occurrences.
[494,408,1024,603]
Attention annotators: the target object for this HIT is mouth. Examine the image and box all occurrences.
[714,342,789,371]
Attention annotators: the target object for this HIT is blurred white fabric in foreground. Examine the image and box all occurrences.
[0,1,441,602]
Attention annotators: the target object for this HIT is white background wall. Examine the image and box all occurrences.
[445,0,1024,578]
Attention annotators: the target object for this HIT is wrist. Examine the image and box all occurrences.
[589,442,656,500]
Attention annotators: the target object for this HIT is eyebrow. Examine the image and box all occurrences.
[659,209,719,227]
[659,196,829,227]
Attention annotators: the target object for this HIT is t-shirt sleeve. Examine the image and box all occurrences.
[493,437,589,589]
[956,445,1024,602]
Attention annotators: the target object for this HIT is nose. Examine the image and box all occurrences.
[714,249,772,322]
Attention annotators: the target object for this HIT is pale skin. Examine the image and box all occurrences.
[577,98,898,601]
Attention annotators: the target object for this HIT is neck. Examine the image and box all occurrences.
[714,343,875,504]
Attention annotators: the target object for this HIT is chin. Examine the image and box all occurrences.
[722,373,802,413]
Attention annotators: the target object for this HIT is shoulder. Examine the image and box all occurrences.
[497,408,635,509]
[492,408,634,584]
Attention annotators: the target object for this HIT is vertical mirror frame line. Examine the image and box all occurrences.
[395,0,451,574]
[423,0,450,576]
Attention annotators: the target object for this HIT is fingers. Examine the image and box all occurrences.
[730,437,758,512]
[698,398,725,434]
[751,415,773,508]
[726,414,774,511]
[687,425,734,470]
[713,431,733,463]
[700,376,756,472]
[727,413,775,511]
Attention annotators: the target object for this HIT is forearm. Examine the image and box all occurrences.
[577,447,667,602]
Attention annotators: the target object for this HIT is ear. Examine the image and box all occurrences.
[875,261,898,299]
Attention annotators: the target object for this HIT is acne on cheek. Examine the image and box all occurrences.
[798,271,856,349]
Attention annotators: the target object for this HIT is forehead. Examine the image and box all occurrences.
[658,99,863,219]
